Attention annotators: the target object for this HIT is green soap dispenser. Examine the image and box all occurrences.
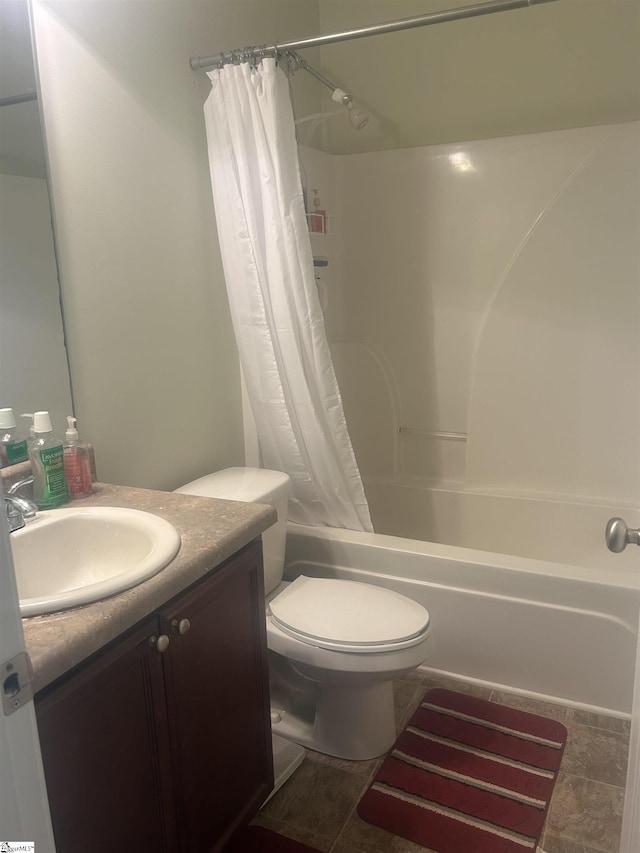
[30,411,69,508]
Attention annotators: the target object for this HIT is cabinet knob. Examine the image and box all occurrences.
[171,618,191,636]
[148,634,170,653]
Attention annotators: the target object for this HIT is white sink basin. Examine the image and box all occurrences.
[12,507,181,617]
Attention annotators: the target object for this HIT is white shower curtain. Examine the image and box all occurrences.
[203,58,372,532]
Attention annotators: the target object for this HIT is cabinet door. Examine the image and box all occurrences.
[35,617,178,853]
[161,540,273,852]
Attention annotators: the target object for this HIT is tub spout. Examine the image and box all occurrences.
[605,517,640,553]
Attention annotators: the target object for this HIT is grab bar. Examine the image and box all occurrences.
[398,427,467,441]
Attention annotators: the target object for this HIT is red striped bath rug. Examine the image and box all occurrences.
[357,688,567,853]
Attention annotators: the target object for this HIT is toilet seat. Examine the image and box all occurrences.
[269,576,430,653]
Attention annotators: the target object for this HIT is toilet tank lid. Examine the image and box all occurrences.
[175,467,290,503]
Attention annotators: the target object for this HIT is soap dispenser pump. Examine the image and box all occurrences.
[63,416,93,499]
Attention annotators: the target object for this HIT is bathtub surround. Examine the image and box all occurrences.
[299,121,640,535]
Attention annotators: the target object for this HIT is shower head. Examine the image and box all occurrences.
[331,87,369,131]
[347,104,369,130]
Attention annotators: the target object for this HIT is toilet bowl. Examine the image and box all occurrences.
[266,575,431,760]
[175,467,431,764]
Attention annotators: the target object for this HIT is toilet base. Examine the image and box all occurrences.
[271,678,397,761]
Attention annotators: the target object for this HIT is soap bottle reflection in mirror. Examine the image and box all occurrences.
[0,408,29,467]
[63,416,93,498]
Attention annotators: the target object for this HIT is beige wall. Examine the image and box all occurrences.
[32,0,320,490]
[316,0,640,153]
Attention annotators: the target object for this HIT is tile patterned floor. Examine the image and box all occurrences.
[253,671,630,853]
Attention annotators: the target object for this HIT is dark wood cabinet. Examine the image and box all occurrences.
[160,542,273,851]
[35,539,273,853]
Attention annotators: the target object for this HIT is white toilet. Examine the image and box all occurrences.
[175,467,431,766]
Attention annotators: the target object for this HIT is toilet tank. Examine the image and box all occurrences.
[175,467,291,595]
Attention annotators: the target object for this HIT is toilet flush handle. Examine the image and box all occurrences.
[605,517,640,553]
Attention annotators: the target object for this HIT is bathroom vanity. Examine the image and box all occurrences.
[20,483,276,853]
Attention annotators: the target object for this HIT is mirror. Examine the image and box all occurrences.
[0,0,73,436]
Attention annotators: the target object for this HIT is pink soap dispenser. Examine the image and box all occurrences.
[63,416,93,498]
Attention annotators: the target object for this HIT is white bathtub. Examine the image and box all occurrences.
[284,518,640,717]
[363,479,640,574]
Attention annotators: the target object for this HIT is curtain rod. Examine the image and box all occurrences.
[190,0,557,71]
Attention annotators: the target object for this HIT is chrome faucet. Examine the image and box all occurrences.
[5,475,37,532]
[4,493,38,533]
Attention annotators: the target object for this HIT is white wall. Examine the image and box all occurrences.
[32,0,320,489]
[309,122,640,512]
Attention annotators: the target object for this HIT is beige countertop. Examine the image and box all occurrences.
[20,482,276,694]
